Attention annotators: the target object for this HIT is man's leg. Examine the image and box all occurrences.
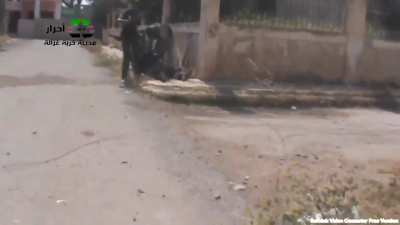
[131,51,143,83]
[121,49,131,81]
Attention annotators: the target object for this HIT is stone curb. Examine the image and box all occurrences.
[99,46,400,108]
[139,79,400,107]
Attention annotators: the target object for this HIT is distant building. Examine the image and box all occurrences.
[62,4,93,20]
[5,0,62,34]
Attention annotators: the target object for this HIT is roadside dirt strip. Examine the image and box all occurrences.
[140,79,400,108]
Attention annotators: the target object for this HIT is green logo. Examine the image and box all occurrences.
[67,18,95,39]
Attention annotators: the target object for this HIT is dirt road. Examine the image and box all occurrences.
[1,39,399,225]
[0,40,246,225]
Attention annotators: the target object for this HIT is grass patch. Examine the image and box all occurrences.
[94,53,120,68]
[249,161,400,225]
[93,52,122,78]
[0,35,10,46]
[83,41,122,78]
[109,38,122,50]
[83,42,103,54]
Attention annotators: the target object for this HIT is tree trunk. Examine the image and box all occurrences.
[162,0,173,24]
[0,0,6,35]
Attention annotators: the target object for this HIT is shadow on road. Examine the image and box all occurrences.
[0,74,74,88]
[210,82,257,115]
[375,88,400,114]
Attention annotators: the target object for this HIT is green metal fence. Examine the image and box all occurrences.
[368,0,400,41]
[221,0,346,33]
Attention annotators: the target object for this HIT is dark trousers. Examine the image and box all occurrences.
[121,42,136,81]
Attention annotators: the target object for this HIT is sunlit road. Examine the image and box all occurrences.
[2,39,400,225]
[0,39,246,225]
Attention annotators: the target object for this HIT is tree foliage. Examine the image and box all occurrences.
[127,0,199,23]
[62,0,83,8]
[172,0,200,22]
[128,0,163,23]
[91,0,126,25]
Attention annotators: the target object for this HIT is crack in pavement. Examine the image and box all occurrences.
[1,135,126,172]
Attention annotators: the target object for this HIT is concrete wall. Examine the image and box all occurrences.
[216,25,347,82]
[161,0,399,84]
[215,24,400,85]
[358,41,400,84]
[22,0,58,12]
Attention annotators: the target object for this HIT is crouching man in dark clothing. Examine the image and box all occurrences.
[113,10,189,86]
[136,23,189,82]
[136,24,175,82]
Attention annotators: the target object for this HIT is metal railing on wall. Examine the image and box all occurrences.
[221,0,347,34]
[171,0,201,23]
[368,0,400,41]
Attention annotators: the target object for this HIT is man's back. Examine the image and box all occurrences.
[121,22,139,43]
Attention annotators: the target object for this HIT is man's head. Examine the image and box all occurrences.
[118,8,141,26]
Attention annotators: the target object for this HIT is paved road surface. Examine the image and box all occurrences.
[0,40,246,225]
[2,39,400,225]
